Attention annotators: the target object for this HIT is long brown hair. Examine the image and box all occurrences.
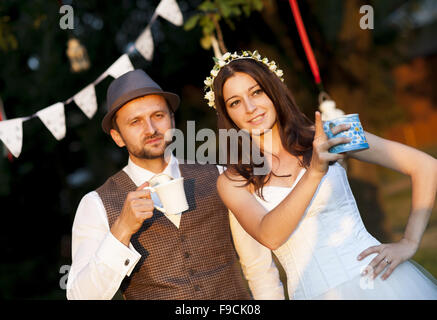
[213,58,315,199]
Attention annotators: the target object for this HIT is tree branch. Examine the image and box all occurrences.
[211,14,227,54]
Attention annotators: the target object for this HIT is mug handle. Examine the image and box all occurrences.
[143,186,166,213]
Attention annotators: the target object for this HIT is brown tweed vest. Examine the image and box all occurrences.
[96,163,251,300]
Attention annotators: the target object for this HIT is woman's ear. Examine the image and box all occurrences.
[110,128,125,148]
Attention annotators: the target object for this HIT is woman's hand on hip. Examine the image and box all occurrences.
[357,238,419,280]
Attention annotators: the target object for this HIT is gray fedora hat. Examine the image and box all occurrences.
[102,69,180,134]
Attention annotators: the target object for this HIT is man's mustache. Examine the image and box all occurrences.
[143,133,164,143]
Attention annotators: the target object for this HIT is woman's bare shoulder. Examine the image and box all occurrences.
[217,169,247,189]
[217,167,259,200]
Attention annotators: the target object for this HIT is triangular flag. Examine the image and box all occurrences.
[94,54,135,84]
[36,102,66,141]
[73,84,98,119]
[156,0,183,26]
[106,54,134,79]
[0,118,24,158]
[135,26,154,61]
[0,96,12,159]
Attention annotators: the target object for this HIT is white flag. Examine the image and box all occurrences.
[156,0,183,26]
[106,54,134,79]
[74,84,98,119]
[135,26,154,61]
[36,102,66,141]
[0,118,24,158]
[94,54,135,84]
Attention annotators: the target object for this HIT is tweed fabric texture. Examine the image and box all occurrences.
[96,163,251,300]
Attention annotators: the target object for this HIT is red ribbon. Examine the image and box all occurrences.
[289,0,321,85]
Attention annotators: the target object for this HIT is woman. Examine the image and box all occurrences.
[205,51,437,299]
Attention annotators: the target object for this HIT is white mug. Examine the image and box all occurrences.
[144,177,189,215]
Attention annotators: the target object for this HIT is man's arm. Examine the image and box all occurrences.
[66,192,141,300]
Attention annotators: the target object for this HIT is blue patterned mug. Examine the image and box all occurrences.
[322,114,369,153]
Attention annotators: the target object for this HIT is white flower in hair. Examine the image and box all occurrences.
[210,69,219,77]
[203,50,285,109]
[204,77,213,86]
[204,90,215,102]
[222,52,231,60]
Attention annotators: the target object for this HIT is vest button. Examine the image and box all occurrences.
[180,235,186,242]
[184,252,190,258]
[189,269,195,276]
[194,285,201,292]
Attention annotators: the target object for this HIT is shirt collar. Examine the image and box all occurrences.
[123,154,180,187]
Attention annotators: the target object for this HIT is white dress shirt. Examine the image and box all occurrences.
[66,154,284,300]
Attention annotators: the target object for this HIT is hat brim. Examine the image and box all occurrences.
[102,88,180,134]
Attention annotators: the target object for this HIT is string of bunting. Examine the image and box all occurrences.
[0,0,183,159]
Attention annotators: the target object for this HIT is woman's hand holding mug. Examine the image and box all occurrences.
[309,111,351,177]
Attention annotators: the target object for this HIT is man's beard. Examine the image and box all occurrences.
[124,133,169,160]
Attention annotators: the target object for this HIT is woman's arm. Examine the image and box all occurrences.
[217,165,326,250]
[350,131,437,280]
[217,112,351,250]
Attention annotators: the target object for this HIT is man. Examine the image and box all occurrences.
[66,69,284,300]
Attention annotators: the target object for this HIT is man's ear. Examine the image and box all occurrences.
[110,128,125,148]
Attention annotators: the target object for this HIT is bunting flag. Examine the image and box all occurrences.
[106,54,135,79]
[73,84,98,119]
[0,118,24,158]
[36,102,66,141]
[135,26,154,61]
[0,97,13,161]
[94,54,135,84]
[0,0,184,159]
[156,0,183,26]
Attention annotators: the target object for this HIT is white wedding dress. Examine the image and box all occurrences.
[253,162,437,300]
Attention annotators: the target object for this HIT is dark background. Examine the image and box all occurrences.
[0,0,436,299]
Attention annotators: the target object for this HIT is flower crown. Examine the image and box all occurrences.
[204,50,284,109]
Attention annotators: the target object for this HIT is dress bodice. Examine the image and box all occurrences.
[254,163,380,299]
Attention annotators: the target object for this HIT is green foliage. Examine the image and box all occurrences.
[184,0,263,50]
